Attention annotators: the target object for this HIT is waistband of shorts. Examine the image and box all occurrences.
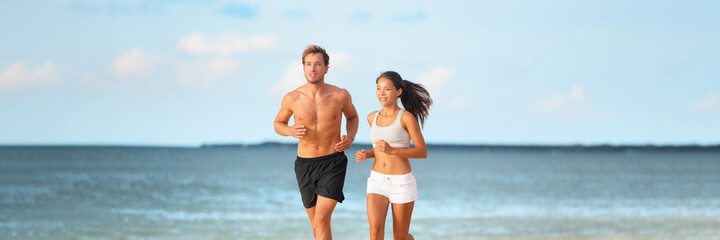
[370,170,413,179]
[296,151,345,162]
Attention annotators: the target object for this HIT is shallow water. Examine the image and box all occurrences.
[1,145,719,239]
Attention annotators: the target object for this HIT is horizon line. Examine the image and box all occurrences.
[1,141,719,149]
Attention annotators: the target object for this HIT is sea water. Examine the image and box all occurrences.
[1,144,719,240]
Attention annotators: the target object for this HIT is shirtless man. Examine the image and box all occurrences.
[273,45,359,240]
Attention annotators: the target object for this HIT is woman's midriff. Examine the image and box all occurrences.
[372,151,412,175]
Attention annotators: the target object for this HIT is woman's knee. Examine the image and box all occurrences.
[369,223,384,235]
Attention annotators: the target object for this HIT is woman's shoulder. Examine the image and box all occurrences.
[400,109,414,119]
[367,111,380,119]
[400,110,418,126]
[366,111,379,125]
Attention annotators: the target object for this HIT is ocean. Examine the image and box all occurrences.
[1,144,719,240]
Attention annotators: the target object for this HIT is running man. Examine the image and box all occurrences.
[273,44,359,240]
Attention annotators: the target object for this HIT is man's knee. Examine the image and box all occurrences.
[314,213,332,226]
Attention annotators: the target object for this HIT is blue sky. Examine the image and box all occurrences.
[1,0,718,146]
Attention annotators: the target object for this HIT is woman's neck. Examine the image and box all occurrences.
[380,105,401,117]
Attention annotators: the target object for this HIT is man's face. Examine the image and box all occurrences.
[303,53,328,84]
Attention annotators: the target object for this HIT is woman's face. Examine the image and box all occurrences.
[376,77,402,107]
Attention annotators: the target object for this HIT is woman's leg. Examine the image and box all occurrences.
[367,193,390,240]
[391,201,415,240]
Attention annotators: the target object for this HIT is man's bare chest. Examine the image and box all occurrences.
[292,97,342,123]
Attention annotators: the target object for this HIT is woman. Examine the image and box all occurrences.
[356,71,432,240]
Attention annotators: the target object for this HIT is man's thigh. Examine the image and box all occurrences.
[313,195,338,219]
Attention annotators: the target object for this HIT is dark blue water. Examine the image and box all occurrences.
[1,145,719,239]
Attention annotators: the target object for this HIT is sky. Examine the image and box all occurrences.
[1,0,718,146]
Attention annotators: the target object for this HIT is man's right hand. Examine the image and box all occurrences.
[290,125,306,139]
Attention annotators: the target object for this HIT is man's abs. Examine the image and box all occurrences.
[295,117,343,158]
[297,133,341,158]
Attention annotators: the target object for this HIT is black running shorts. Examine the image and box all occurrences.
[294,152,348,208]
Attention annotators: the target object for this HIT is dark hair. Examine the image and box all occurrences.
[302,44,329,66]
[376,71,433,127]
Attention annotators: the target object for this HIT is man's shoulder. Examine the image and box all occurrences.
[283,90,299,98]
[323,83,342,91]
[289,84,314,95]
[281,88,304,103]
[324,84,350,97]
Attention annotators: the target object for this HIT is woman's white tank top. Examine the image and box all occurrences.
[370,109,411,148]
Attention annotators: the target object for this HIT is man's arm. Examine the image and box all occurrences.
[343,90,359,142]
[334,89,358,151]
[274,93,305,138]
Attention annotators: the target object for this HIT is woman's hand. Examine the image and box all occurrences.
[356,149,367,162]
[373,140,395,154]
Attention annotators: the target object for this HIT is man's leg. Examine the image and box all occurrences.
[305,206,317,239]
[312,195,338,240]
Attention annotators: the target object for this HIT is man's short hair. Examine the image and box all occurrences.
[302,45,330,66]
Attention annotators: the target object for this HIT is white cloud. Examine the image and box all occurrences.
[330,51,352,67]
[569,85,585,101]
[271,62,305,96]
[178,33,277,55]
[533,94,567,112]
[177,57,242,88]
[531,85,603,120]
[110,47,151,78]
[690,93,720,113]
[419,66,455,98]
[0,61,59,90]
[174,33,277,87]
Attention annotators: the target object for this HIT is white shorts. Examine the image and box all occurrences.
[366,170,418,204]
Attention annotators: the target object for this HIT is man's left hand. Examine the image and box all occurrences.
[334,135,352,152]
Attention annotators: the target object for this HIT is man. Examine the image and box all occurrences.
[273,44,359,240]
